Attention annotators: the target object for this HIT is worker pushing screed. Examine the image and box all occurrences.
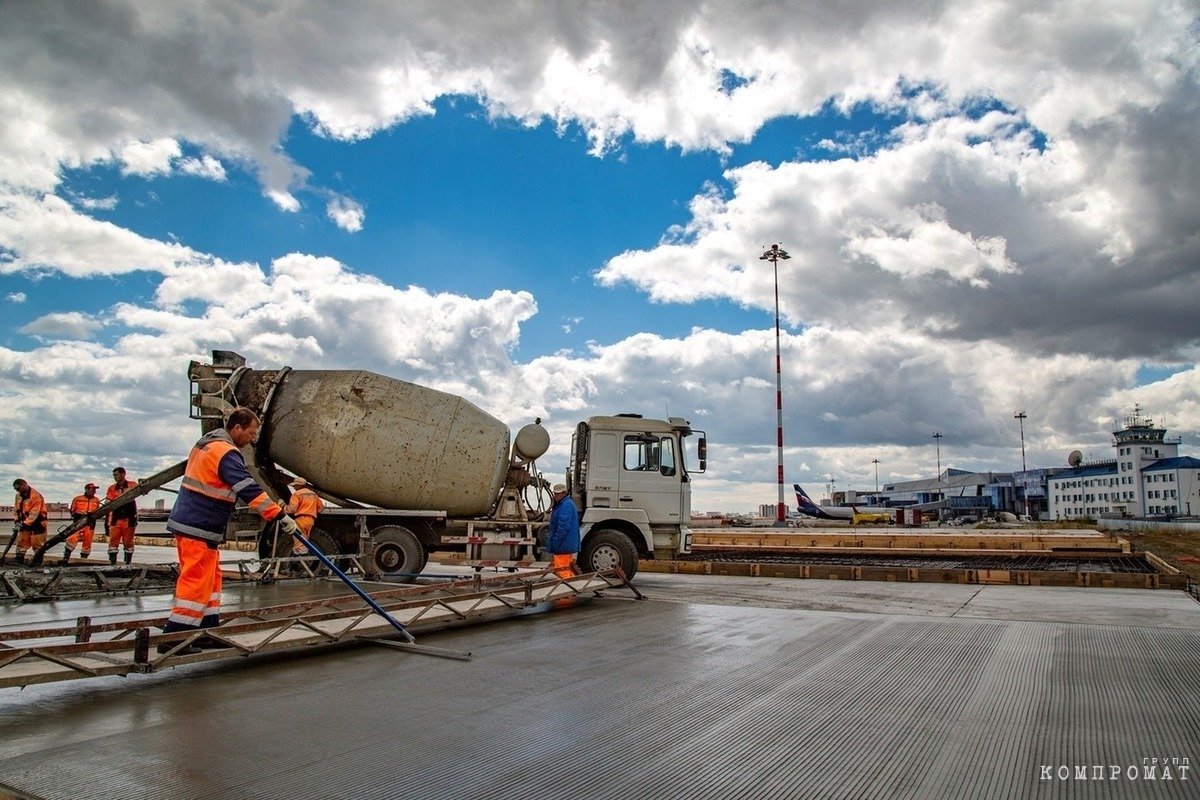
[159,407,300,655]
[6,479,48,565]
[65,482,102,562]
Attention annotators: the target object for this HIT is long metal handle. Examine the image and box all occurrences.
[289,526,416,643]
[0,526,18,561]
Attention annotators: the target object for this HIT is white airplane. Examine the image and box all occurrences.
[793,484,896,524]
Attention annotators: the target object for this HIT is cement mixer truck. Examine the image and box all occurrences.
[188,351,705,580]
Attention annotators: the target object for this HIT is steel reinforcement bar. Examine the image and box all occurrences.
[643,555,1188,590]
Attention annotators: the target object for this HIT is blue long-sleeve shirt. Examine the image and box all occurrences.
[547,495,580,555]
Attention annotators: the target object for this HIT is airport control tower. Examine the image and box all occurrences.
[1111,404,1181,517]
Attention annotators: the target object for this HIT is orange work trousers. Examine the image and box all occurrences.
[551,553,578,579]
[15,528,46,556]
[292,516,316,554]
[107,519,135,555]
[67,525,95,556]
[167,536,222,629]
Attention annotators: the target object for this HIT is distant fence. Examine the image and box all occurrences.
[1098,519,1200,534]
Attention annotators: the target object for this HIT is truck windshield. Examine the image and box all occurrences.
[623,435,675,477]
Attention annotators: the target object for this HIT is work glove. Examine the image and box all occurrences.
[278,515,299,536]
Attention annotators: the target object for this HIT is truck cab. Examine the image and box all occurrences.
[568,414,704,578]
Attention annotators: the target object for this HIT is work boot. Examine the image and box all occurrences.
[124,552,133,565]
[108,552,117,566]
[14,553,26,566]
[62,548,71,563]
[80,551,91,560]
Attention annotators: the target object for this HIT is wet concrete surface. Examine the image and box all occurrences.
[1,572,1198,799]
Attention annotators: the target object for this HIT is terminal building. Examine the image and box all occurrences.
[837,407,1197,522]
[1047,407,1200,520]
[857,469,1016,521]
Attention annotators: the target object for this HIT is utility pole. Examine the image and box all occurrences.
[1014,411,1028,517]
[871,458,880,494]
[932,432,942,493]
[1014,412,1028,473]
[759,243,790,524]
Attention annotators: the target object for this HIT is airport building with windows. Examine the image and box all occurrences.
[835,407,1197,522]
[1047,408,1200,520]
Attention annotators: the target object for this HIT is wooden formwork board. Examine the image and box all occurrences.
[640,559,1188,590]
[692,531,1128,553]
[691,545,1129,559]
[0,569,637,689]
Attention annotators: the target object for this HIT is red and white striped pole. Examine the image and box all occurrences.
[760,244,791,524]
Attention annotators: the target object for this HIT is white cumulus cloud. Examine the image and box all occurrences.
[326,194,365,232]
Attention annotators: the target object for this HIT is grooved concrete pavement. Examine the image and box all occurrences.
[1,574,1197,799]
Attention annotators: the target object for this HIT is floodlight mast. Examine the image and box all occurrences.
[760,243,791,524]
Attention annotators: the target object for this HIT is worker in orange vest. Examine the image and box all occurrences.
[105,466,138,565]
[10,478,48,565]
[284,477,324,555]
[161,407,297,654]
[65,482,102,562]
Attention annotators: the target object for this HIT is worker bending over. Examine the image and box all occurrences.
[547,483,580,579]
[284,477,324,555]
[105,466,138,565]
[10,479,47,565]
[65,482,102,562]
[162,407,298,654]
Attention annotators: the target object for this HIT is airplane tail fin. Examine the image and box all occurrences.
[793,483,817,509]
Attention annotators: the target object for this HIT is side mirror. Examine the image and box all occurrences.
[697,436,707,472]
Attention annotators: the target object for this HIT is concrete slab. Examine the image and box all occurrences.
[1,576,1197,799]
[632,572,1200,627]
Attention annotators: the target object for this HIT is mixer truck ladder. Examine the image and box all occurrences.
[0,568,641,688]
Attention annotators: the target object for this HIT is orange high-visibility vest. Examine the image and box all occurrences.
[287,487,324,519]
[168,431,281,544]
[16,488,47,533]
[70,494,102,520]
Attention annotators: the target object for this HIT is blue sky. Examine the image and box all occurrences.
[33,96,862,359]
[0,2,1196,509]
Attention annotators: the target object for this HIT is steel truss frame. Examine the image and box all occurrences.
[0,563,180,603]
[0,568,641,689]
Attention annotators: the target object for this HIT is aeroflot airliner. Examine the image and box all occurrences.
[793,484,896,522]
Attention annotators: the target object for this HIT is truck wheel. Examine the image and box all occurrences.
[579,528,639,580]
[305,529,341,573]
[258,521,292,560]
[369,525,427,581]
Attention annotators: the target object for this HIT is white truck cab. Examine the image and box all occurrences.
[568,414,705,578]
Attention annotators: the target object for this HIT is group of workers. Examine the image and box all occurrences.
[8,467,140,566]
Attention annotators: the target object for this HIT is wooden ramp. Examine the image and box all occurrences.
[0,568,639,688]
